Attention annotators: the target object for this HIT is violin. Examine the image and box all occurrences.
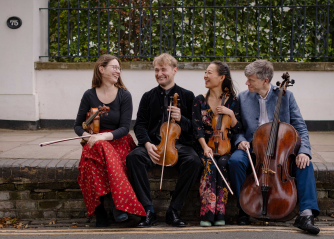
[82,105,110,134]
[239,72,299,221]
[153,93,181,189]
[207,89,231,156]
[80,105,110,146]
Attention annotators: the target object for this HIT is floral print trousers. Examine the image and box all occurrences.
[199,154,230,223]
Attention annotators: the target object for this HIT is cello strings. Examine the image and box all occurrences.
[265,83,284,186]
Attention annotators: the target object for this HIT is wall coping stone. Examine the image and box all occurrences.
[0,159,333,184]
[34,62,334,71]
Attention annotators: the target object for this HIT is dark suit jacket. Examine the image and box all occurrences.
[134,84,195,147]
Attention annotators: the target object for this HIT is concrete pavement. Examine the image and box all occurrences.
[0,129,333,162]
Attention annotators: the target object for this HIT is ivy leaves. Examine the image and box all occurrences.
[48,0,333,62]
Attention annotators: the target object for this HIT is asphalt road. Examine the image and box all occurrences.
[0,226,333,239]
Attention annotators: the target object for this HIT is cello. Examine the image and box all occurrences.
[239,72,299,221]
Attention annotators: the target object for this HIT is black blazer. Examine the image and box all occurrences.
[134,84,195,147]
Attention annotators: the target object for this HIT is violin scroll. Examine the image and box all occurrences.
[98,105,110,115]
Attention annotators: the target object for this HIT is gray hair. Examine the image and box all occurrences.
[244,60,274,82]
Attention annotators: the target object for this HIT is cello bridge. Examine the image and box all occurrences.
[262,168,276,174]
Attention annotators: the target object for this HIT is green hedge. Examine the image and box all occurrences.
[48,0,334,62]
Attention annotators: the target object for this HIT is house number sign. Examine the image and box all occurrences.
[7,17,22,29]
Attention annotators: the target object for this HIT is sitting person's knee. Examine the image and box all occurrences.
[126,151,136,166]
[217,158,228,169]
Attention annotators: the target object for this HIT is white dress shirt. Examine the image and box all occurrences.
[258,85,271,127]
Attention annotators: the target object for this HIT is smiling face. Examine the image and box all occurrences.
[154,63,177,88]
[99,59,121,85]
[245,74,269,94]
[204,64,225,89]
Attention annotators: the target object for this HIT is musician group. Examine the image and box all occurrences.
[74,53,320,234]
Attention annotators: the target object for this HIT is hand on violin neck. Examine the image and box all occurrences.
[145,142,160,163]
[238,141,250,151]
[167,106,181,122]
[296,153,310,169]
[216,106,232,116]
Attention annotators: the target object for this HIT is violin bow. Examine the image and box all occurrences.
[208,153,234,195]
[159,100,173,190]
[246,146,259,186]
[39,133,106,147]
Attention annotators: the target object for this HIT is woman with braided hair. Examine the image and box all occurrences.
[192,61,242,227]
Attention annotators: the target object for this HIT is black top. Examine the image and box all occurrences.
[134,84,195,147]
[74,88,133,140]
[192,94,243,154]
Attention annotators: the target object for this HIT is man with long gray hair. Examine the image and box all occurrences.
[228,60,320,234]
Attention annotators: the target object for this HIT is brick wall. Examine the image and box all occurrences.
[0,160,333,220]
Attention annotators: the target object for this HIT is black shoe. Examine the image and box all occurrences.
[95,202,109,227]
[166,209,186,227]
[237,209,250,225]
[137,210,157,228]
[293,215,320,235]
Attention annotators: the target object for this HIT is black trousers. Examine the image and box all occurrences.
[126,145,203,211]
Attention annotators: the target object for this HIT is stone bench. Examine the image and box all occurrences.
[0,159,333,220]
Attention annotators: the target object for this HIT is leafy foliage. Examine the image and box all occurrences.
[47,0,334,62]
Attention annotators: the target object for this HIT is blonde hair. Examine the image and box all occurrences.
[153,53,178,68]
[92,54,127,89]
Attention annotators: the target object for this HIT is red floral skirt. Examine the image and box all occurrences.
[77,130,146,217]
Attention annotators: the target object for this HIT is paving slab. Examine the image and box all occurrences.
[0,145,79,159]
[0,135,45,142]
[311,152,326,162]
[63,148,83,160]
[318,152,334,163]
[309,132,334,146]
[46,131,78,138]
[0,130,51,136]
[312,145,334,152]
[0,142,26,152]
